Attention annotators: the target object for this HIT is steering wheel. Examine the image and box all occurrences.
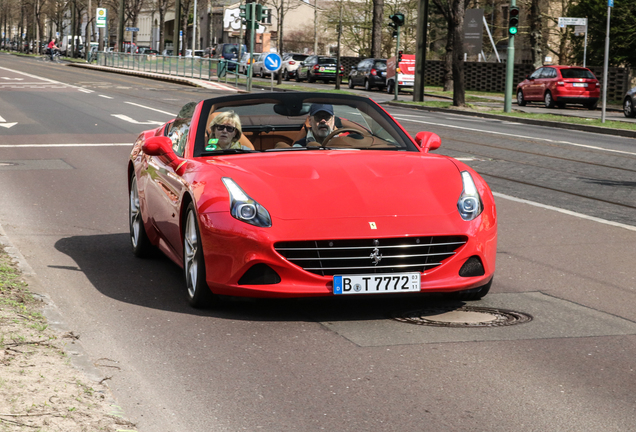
[320,128,372,147]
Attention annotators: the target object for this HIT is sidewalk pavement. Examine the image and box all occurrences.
[69,62,636,139]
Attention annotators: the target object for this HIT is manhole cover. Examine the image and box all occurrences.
[393,306,533,327]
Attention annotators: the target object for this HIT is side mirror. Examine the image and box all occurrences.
[142,136,180,167]
[414,131,441,153]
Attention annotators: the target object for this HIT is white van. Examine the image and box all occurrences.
[61,35,83,55]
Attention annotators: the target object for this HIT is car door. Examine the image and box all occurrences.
[525,68,543,100]
[303,56,316,79]
[143,118,190,257]
[539,67,556,98]
[350,60,363,85]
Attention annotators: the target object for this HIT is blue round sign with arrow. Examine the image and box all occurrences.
[263,53,282,72]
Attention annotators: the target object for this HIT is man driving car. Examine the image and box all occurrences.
[294,103,336,147]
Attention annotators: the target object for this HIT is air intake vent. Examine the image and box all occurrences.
[275,236,467,277]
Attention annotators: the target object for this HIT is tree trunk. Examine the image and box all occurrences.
[371,0,383,58]
[277,3,284,84]
[443,20,453,91]
[451,0,465,107]
[529,0,543,68]
[159,9,165,51]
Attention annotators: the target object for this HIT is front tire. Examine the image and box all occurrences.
[624,97,635,117]
[348,78,354,89]
[517,90,526,106]
[283,69,290,81]
[129,174,152,257]
[183,203,215,308]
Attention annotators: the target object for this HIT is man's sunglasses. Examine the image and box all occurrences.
[215,124,236,133]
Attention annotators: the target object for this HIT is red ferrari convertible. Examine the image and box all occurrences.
[128,93,497,308]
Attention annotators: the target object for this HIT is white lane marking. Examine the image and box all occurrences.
[392,115,636,157]
[0,77,24,80]
[0,115,17,128]
[0,66,90,92]
[111,114,164,125]
[99,95,114,99]
[0,143,131,148]
[124,102,176,116]
[494,192,636,232]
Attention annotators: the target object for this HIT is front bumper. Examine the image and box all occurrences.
[198,212,497,298]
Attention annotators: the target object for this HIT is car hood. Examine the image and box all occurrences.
[205,151,463,220]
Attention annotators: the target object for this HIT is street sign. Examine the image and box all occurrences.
[263,53,282,71]
[558,17,587,27]
[96,8,107,28]
[608,0,614,7]
[125,27,139,32]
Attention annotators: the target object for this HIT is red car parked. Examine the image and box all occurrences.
[516,65,600,110]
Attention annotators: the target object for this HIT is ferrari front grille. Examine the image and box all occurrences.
[274,236,467,277]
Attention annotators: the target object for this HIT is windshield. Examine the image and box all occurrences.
[318,58,337,65]
[560,68,595,79]
[193,94,418,157]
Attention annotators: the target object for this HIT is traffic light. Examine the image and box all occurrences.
[388,22,398,38]
[239,4,252,22]
[389,13,405,27]
[398,50,403,62]
[508,6,519,35]
[255,4,264,22]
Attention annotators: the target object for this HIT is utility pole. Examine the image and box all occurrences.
[503,3,519,112]
[601,0,612,123]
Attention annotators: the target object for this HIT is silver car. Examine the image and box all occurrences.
[280,53,309,81]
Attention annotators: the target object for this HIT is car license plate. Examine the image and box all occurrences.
[333,272,421,295]
[572,83,588,87]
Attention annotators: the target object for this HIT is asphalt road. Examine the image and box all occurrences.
[1,53,636,432]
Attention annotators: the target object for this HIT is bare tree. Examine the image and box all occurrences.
[431,0,467,105]
[265,0,302,83]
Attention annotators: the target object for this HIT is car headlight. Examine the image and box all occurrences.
[457,171,483,221]
[222,177,272,228]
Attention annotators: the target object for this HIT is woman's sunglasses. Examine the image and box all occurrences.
[215,124,236,133]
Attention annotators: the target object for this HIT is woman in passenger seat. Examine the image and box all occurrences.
[206,111,251,150]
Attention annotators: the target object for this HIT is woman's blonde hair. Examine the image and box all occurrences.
[208,111,242,143]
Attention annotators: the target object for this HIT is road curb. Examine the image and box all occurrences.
[67,62,244,92]
[384,101,636,139]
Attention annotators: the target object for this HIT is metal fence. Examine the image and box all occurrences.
[94,52,246,86]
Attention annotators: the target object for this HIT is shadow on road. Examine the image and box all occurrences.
[54,232,466,322]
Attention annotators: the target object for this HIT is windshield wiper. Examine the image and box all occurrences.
[200,149,258,156]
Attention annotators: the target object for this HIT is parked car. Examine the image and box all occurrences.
[296,56,344,83]
[516,65,600,110]
[252,53,272,77]
[238,52,261,75]
[279,53,308,81]
[128,92,497,308]
[622,87,636,117]
[348,58,387,91]
[162,49,173,56]
[214,43,246,71]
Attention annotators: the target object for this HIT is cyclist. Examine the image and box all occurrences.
[47,38,60,60]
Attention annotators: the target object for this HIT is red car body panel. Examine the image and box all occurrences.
[517,65,600,106]
[128,93,497,299]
